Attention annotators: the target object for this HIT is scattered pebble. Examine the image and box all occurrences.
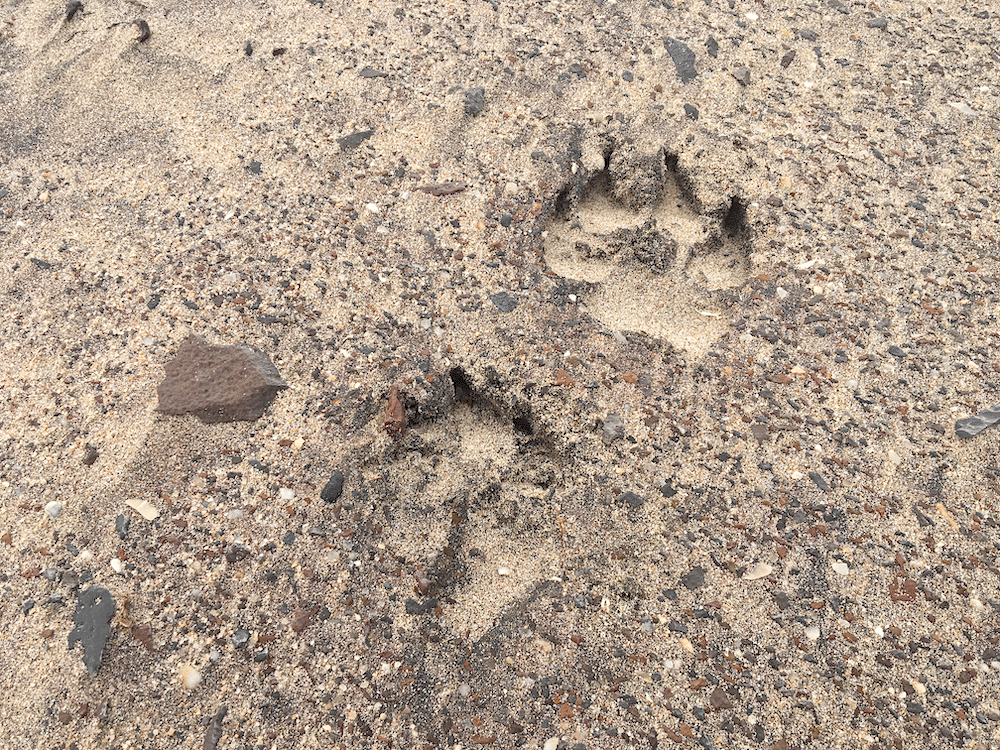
[44,501,62,519]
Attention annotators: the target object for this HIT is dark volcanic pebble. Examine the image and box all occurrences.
[321,470,345,502]
[68,587,116,676]
[337,130,375,151]
[232,629,250,649]
[680,567,705,590]
[954,402,1000,438]
[463,86,486,116]
[82,443,99,465]
[808,471,830,492]
[115,514,130,540]
[683,103,699,120]
[663,37,698,83]
[617,491,645,509]
[489,291,518,312]
[156,335,288,423]
[203,706,227,750]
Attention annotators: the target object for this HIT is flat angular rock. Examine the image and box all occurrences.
[68,586,116,676]
[663,37,697,84]
[321,470,345,503]
[955,402,1000,438]
[157,336,287,423]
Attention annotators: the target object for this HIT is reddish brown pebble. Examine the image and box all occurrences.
[385,385,406,437]
[156,335,288,423]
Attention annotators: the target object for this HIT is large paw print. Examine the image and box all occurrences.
[543,143,751,358]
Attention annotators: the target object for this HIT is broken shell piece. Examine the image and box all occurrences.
[125,498,159,521]
[832,561,851,576]
[743,562,773,581]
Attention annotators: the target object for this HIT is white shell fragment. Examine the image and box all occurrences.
[832,561,851,576]
[125,498,160,521]
[179,664,202,690]
[805,626,821,641]
[44,501,63,519]
[743,562,773,581]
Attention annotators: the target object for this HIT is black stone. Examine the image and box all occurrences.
[282,531,296,546]
[232,628,250,649]
[664,37,698,83]
[321,471,345,503]
[337,130,375,151]
[247,160,262,175]
[68,587,116,676]
[244,40,253,56]
[115,514,130,540]
[65,1,82,21]
[706,36,719,58]
[683,104,699,120]
[888,345,906,358]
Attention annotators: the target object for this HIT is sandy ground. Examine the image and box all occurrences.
[1,0,999,748]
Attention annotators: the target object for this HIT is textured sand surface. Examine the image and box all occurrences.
[1,1,999,748]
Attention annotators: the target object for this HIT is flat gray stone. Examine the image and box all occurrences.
[955,402,1000,438]
[663,37,698,84]
[68,587,116,676]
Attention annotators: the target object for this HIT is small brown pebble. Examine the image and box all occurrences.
[384,385,406,437]
[41,629,54,638]
[1,530,10,546]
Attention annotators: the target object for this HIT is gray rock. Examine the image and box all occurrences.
[808,471,830,492]
[232,628,250,649]
[203,706,227,750]
[867,17,888,29]
[733,66,751,85]
[337,130,375,151]
[463,86,486,117]
[601,413,625,444]
[681,566,706,590]
[618,491,645,510]
[489,291,518,312]
[663,37,698,84]
[955,402,1000,438]
[68,587,116,676]
[115,514,130,540]
[156,335,288,423]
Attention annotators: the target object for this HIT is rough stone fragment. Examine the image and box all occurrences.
[68,586,116,676]
[463,87,486,116]
[710,687,734,710]
[321,471,345,503]
[489,291,518,312]
[82,443,99,465]
[156,335,288,423]
[683,103,699,120]
[955,402,1000,438]
[601,413,625,444]
[203,706,227,750]
[618,491,645,510]
[416,181,467,196]
[385,385,406,437]
[868,17,888,29]
[732,66,751,85]
[808,471,830,492]
[115,514,130,540]
[663,37,698,83]
[337,129,375,151]
[64,1,82,21]
[680,567,705,590]
[359,66,388,78]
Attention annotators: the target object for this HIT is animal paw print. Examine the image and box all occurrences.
[543,144,751,358]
